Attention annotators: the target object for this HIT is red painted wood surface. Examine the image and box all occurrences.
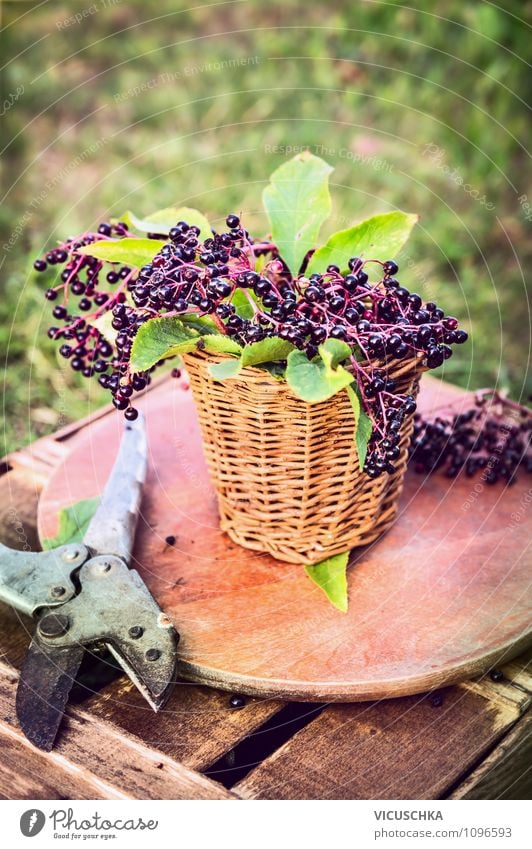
[38,376,532,700]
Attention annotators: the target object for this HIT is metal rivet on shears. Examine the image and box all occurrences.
[145,648,161,662]
[50,586,66,598]
[129,625,144,639]
[62,548,80,563]
[38,614,70,638]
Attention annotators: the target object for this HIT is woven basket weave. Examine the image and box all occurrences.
[183,350,425,565]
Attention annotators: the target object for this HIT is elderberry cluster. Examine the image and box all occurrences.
[410,392,532,484]
[37,212,468,473]
[36,220,152,420]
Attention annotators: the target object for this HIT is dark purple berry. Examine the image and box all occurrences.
[383,260,399,276]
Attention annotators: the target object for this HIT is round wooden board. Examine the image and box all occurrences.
[38,381,532,701]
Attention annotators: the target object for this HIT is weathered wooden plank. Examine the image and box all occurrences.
[0,669,234,800]
[463,669,532,711]
[0,468,45,668]
[450,711,532,800]
[83,677,284,771]
[0,605,34,670]
[234,679,530,800]
[5,438,68,484]
[0,469,42,551]
[493,658,532,694]
[0,719,119,800]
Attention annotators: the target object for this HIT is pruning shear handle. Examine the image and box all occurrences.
[0,414,179,751]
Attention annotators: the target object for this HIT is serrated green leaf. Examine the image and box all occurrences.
[209,358,243,380]
[307,211,418,276]
[130,316,201,371]
[121,207,211,241]
[202,335,242,355]
[285,349,353,403]
[179,314,218,335]
[263,151,333,274]
[76,238,167,269]
[41,497,100,550]
[241,337,295,367]
[305,551,349,612]
[346,384,372,471]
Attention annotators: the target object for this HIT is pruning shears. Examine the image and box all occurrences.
[0,413,179,751]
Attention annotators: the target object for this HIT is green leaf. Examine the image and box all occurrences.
[93,290,139,344]
[130,317,201,371]
[356,410,373,470]
[254,252,267,274]
[92,309,117,344]
[179,314,218,335]
[42,497,100,550]
[346,384,372,471]
[261,361,287,380]
[262,151,333,273]
[305,551,349,612]
[130,320,238,372]
[76,238,167,269]
[231,288,257,319]
[121,207,211,241]
[318,338,351,369]
[241,337,295,367]
[307,211,418,276]
[285,348,354,403]
[209,358,243,380]
[208,337,295,381]
[202,335,242,355]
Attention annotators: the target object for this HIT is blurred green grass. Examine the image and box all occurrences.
[1,0,531,453]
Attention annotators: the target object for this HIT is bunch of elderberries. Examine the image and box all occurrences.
[410,390,532,483]
[36,213,468,476]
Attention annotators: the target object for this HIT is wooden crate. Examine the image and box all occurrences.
[0,376,530,800]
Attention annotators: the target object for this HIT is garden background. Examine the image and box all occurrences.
[1,0,530,453]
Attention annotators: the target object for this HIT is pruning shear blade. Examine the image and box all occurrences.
[82,413,148,562]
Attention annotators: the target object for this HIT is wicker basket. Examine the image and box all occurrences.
[182,350,425,565]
